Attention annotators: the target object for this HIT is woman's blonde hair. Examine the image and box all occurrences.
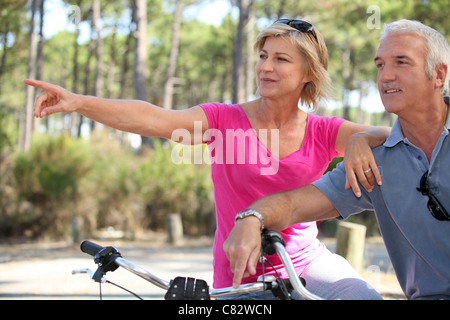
[254,22,332,111]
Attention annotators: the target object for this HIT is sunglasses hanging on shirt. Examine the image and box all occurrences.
[416,170,450,221]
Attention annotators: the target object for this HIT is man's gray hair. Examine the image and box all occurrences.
[381,19,450,95]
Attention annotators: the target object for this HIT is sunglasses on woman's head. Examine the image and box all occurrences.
[274,19,317,40]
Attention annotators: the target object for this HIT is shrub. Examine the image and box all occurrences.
[134,140,215,236]
[11,133,93,239]
[1,131,216,241]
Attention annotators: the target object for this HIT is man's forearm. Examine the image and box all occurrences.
[225,184,340,288]
[247,185,340,231]
[247,191,294,231]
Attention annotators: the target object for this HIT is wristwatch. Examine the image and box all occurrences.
[235,209,265,231]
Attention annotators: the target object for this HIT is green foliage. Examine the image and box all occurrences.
[82,132,144,234]
[14,134,92,201]
[134,140,214,235]
[10,134,93,238]
[0,108,17,154]
[0,110,17,236]
[0,131,214,240]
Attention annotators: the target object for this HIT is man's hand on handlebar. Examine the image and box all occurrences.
[223,216,262,289]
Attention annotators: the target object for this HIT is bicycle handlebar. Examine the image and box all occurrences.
[74,230,323,300]
[80,240,103,256]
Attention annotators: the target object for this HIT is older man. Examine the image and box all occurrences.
[224,19,450,300]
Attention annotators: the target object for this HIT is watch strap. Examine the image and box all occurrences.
[235,209,264,231]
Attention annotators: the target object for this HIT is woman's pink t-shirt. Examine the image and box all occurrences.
[200,103,345,288]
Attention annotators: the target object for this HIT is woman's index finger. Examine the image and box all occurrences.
[24,79,58,93]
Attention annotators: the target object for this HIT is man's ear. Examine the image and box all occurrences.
[434,63,448,90]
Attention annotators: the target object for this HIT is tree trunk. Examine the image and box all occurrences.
[91,0,103,132]
[106,26,117,99]
[245,2,255,100]
[133,0,150,147]
[119,24,133,99]
[35,0,44,83]
[33,0,45,134]
[71,0,82,138]
[232,0,249,104]
[163,0,184,110]
[341,47,354,121]
[21,0,37,152]
[0,21,9,95]
[78,16,95,138]
[133,0,148,102]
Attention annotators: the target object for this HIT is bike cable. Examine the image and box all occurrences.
[261,246,266,300]
[98,280,144,300]
[106,280,144,300]
[263,258,291,300]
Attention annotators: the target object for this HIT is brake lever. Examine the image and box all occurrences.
[72,268,106,283]
[90,246,122,282]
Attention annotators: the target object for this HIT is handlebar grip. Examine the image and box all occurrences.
[261,230,285,256]
[80,240,104,257]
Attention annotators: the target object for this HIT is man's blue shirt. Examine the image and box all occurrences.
[313,97,450,299]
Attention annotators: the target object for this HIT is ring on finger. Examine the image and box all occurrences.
[364,168,372,173]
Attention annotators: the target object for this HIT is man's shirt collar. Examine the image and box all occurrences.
[384,96,450,148]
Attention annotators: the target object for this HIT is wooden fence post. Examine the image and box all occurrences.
[166,213,183,245]
[336,221,366,272]
[70,217,84,244]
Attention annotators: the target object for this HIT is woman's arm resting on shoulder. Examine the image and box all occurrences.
[335,122,391,197]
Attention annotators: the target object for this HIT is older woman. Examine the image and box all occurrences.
[25,19,387,299]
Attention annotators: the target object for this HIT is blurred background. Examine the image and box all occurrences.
[0,0,448,243]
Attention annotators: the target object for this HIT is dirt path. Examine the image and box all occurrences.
[0,236,404,300]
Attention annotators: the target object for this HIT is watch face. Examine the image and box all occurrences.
[237,209,254,219]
